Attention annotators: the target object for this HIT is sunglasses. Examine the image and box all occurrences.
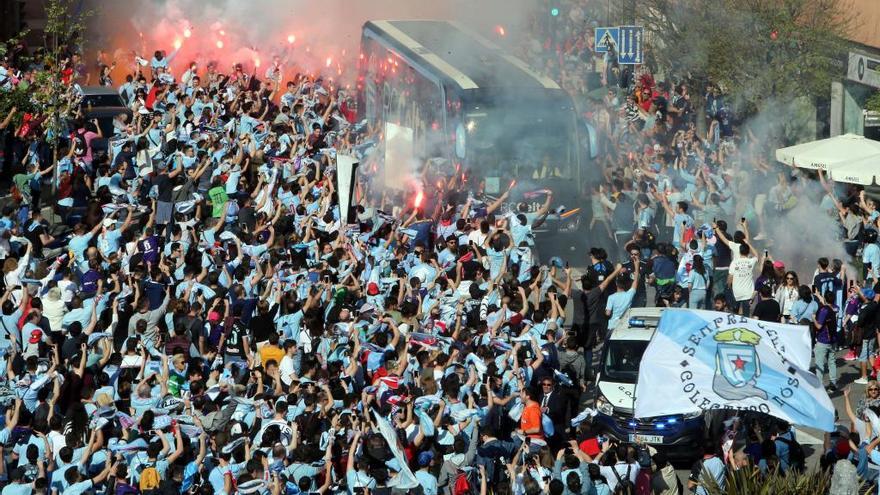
[870,388,879,392]
[541,383,553,387]
[786,277,795,281]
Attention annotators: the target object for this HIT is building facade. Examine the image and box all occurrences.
[831,0,880,139]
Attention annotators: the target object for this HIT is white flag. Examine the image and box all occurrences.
[633,309,834,432]
[373,410,419,489]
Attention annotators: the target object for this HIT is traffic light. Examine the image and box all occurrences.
[550,7,560,16]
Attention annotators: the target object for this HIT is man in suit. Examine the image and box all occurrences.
[538,376,568,451]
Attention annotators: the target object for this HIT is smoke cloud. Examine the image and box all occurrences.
[737,98,849,277]
[87,0,535,85]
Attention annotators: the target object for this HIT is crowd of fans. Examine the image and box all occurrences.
[0,3,878,495]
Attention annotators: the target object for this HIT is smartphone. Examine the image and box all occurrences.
[763,249,769,257]
[812,284,817,293]
[740,217,746,224]
[850,279,855,288]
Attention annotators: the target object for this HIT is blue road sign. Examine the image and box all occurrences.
[618,26,644,65]
[594,27,619,54]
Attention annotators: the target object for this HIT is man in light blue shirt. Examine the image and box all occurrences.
[68,222,102,271]
[97,206,134,258]
[414,451,438,495]
[60,457,117,495]
[658,196,694,249]
[606,258,640,331]
[689,442,726,495]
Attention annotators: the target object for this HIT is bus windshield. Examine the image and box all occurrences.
[464,103,577,181]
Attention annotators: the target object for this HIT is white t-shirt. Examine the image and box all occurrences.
[467,230,487,247]
[121,354,145,368]
[730,256,758,302]
[279,355,296,386]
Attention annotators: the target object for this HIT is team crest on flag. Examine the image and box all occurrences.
[713,329,768,400]
[633,309,836,432]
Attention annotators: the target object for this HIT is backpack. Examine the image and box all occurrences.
[777,435,806,472]
[453,469,474,495]
[165,335,191,357]
[612,465,635,495]
[823,306,838,343]
[139,461,162,492]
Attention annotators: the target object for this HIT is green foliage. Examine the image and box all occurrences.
[866,91,880,113]
[700,464,862,495]
[0,0,93,142]
[623,0,853,119]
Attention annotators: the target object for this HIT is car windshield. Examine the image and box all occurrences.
[602,340,650,384]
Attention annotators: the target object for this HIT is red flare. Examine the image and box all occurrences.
[415,191,424,208]
[509,179,517,190]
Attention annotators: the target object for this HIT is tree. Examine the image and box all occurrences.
[621,0,854,123]
[0,0,92,139]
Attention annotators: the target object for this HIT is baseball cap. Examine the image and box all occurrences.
[772,261,785,270]
[418,451,434,467]
[29,328,42,344]
[510,314,523,326]
[208,311,221,322]
[102,218,115,228]
[359,303,376,314]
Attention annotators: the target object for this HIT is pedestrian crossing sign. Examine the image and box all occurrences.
[594,27,619,53]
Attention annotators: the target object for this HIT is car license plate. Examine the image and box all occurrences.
[628,434,664,444]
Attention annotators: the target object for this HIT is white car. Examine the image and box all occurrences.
[593,307,705,461]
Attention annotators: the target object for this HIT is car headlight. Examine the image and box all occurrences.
[596,394,614,416]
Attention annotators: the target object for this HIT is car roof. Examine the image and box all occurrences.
[79,86,120,96]
[607,307,665,342]
[83,107,131,116]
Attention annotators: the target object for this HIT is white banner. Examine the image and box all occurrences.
[633,309,834,432]
[373,410,419,489]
